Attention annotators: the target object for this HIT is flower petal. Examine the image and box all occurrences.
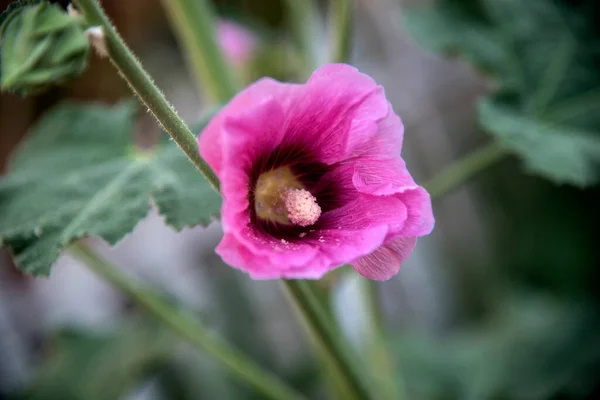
[219,98,286,230]
[198,78,300,176]
[320,194,408,233]
[235,225,319,267]
[281,64,389,164]
[312,226,390,268]
[396,187,435,237]
[350,154,434,237]
[353,158,418,196]
[217,231,328,280]
[351,237,417,281]
[350,102,405,160]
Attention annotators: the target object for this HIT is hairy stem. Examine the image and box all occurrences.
[160,0,238,103]
[73,0,220,192]
[72,2,378,399]
[71,243,305,400]
[425,141,510,199]
[282,280,371,400]
[330,0,354,64]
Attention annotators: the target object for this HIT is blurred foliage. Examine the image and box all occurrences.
[493,179,599,300]
[403,0,600,186]
[402,2,600,399]
[395,147,600,400]
[0,102,220,276]
[395,294,600,400]
[0,1,90,95]
[14,318,176,400]
[246,40,300,83]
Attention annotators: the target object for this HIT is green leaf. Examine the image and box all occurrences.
[0,102,221,276]
[22,318,176,400]
[479,95,600,185]
[0,1,90,95]
[403,0,600,186]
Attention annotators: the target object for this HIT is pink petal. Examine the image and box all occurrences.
[351,237,417,281]
[198,78,300,176]
[217,225,391,280]
[217,193,403,279]
[312,226,390,268]
[281,64,389,164]
[217,232,328,280]
[219,98,286,231]
[234,225,319,268]
[349,146,434,238]
[320,194,408,233]
[221,98,286,175]
[396,187,435,237]
[312,162,358,206]
[349,103,405,160]
[352,158,418,196]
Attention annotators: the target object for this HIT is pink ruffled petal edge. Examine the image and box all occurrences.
[397,187,435,237]
[351,236,418,281]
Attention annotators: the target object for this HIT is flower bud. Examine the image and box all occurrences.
[0,1,90,95]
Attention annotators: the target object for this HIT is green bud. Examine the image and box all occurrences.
[0,1,90,95]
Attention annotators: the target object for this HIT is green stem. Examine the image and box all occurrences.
[359,141,510,399]
[71,3,369,398]
[160,0,239,104]
[282,280,371,400]
[70,243,305,400]
[330,0,354,64]
[425,141,510,200]
[363,280,405,400]
[281,0,319,75]
[73,0,220,192]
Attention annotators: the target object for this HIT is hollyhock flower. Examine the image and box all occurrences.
[217,20,256,67]
[198,64,434,280]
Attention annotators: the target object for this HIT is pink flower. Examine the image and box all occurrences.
[199,64,434,281]
[217,20,256,66]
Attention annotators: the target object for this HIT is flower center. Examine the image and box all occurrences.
[254,166,321,227]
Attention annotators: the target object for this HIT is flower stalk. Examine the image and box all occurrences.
[362,279,406,399]
[72,0,220,192]
[330,0,354,64]
[359,141,510,399]
[281,0,319,76]
[160,0,239,103]
[282,280,371,400]
[70,243,306,400]
[71,2,383,398]
[425,141,510,199]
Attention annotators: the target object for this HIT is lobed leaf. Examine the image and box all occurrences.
[0,102,221,276]
[403,0,600,186]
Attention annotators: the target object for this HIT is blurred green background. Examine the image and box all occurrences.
[1,0,599,399]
